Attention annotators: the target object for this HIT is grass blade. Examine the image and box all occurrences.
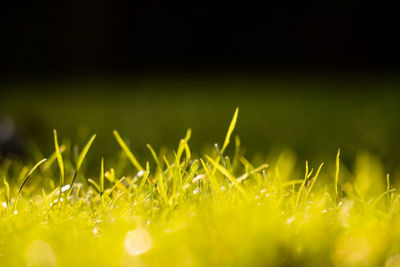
[200,158,220,192]
[113,130,143,171]
[335,148,340,202]
[77,134,96,171]
[221,107,239,154]
[100,157,104,196]
[147,144,163,171]
[53,130,65,186]
[206,155,245,195]
[305,162,324,200]
[88,179,101,193]
[15,158,47,211]
[3,177,10,206]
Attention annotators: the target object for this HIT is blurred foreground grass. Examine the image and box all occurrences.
[1,107,400,266]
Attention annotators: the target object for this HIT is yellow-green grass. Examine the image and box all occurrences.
[1,109,400,267]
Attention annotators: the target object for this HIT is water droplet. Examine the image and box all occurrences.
[93,228,98,235]
[322,209,328,213]
[2,202,7,208]
[124,229,153,256]
[137,170,145,177]
[193,187,200,195]
[192,174,205,183]
[61,184,70,193]
[14,210,18,215]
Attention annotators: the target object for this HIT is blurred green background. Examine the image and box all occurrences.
[1,75,400,170]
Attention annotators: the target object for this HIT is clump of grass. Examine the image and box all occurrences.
[1,108,400,267]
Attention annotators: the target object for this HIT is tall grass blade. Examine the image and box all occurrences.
[335,148,340,201]
[77,134,96,171]
[100,157,104,196]
[15,158,47,210]
[3,177,10,206]
[53,130,65,186]
[221,107,239,154]
[113,130,143,171]
[147,144,163,171]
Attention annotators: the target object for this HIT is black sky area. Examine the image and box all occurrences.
[1,1,399,78]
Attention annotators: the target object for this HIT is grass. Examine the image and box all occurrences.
[1,108,400,266]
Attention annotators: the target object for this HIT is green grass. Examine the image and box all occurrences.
[1,108,400,266]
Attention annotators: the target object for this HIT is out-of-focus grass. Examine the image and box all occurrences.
[1,108,400,266]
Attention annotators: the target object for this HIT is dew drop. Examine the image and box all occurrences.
[193,188,200,195]
[61,184,70,193]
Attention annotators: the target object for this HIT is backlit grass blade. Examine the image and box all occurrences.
[200,158,220,192]
[304,162,324,200]
[77,134,96,171]
[88,179,100,193]
[100,157,104,196]
[147,144,163,171]
[236,163,269,183]
[15,158,47,210]
[335,148,340,201]
[206,155,245,195]
[221,107,239,154]
[41,189,50,210]
[42,145,66,171]
[183,160,199,186]
[3,177,10,206]
[113,130,144,171]
[214,143,226,168]
[137,162,150,197]
[387,173,391,212]
[295,161,310,210]
[53,130,65,186]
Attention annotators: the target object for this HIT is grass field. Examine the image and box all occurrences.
[1,77,400,266]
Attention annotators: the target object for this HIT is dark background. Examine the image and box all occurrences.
[1,1,399,77]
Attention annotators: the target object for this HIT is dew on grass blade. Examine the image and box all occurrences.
[192,174,204,183]
[193,187,200,195]
[124,229,153,256]
[26,240,56,267]
[61,184,70,193]
[2,202,6,208]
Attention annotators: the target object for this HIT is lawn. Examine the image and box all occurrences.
[1,77,400,266]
